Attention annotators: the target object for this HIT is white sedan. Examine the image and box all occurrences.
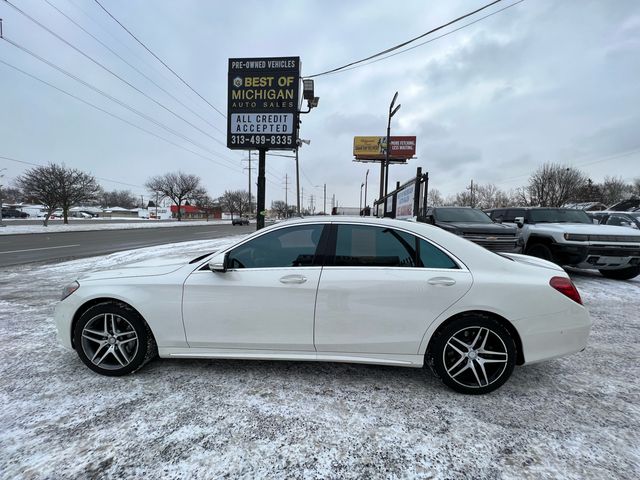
[55,217,591,394]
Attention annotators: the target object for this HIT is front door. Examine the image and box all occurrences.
[182,223,327,351]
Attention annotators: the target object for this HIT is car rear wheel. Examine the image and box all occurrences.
[430,316,516,394]
[525,243,554,262]
[73,301,157,376]
[599,266,640,280]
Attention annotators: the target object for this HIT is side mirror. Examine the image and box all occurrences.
[514,216,524,228]
[208,252,228,273]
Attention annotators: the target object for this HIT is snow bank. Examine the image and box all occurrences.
[0,243,638,479]
[0,219,234,236]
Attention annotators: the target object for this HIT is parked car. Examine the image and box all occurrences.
[1,208,28,218]
[55,217,591,394]
[424,206,522,253]
[232,216,250,226]
[589,211,640,230]
[487,207,640,280]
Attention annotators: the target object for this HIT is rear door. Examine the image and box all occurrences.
[314,223,472,355]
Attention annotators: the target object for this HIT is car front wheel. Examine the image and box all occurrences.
[73,301,157,376]
[430,316,516,394]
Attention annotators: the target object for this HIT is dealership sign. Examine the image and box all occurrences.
[227,57,300,150]
[353,136,417,161]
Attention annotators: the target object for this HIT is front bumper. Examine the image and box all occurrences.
[551,242,640,269]
[54,297,79,351]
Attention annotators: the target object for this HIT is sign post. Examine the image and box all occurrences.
[228,57,301,229]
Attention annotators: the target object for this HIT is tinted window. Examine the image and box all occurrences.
[435,208,492,223]
[528,209,591,224]
[333,225,457,269]
[227,224,324,269]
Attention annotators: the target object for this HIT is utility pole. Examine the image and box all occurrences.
[301,186,304,214]
[323,183,326,215]
[284,174,289,217]
[0,167,6,227]
[309,194,315,214]
[242,151,254,214]
[257,149,266,230]
[364,169,369,212]
[155,192,158,220]
[332,194,335,211]
[467,179,475,208]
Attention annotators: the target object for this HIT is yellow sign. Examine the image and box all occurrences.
[353,136,386,157]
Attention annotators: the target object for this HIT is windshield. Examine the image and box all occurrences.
[529,209,592,224]
[435,208,493,223]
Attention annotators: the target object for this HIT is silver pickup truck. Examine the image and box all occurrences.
[486,207,640,280]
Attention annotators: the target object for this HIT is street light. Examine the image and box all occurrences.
[384,92,401,198]
[359,182,364,215]
[364,169,369,215]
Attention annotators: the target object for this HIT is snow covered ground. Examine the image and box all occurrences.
[0,219,234,236]
[0,239,639,479]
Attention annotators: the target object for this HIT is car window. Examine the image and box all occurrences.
[227,224,324,269]
[333,225,458,269]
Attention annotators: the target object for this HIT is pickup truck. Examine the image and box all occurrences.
[486,207,640,280]
[424,207,522,253]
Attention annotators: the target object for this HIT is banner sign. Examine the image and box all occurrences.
[227,57,300,150]
[353,136,417,160]
[395,183,415,219]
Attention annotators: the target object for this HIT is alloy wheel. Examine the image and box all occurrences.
[80,313,139,370]
[443,326,509,389]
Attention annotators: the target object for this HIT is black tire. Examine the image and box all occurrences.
[73,301,157,376]
[525,243,554,262]
[599,266,640,280]
[429,316,516,394]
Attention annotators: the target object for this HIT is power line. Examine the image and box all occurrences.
[306,0,503,78]
[43,0,226,136]
[2,36,237,168]
[0,154,145,189]
[4,0,228,149]
[330,1,525,76]
[92,0,226,119]
[0,58,243,175]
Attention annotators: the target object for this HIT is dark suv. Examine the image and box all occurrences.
[424,207,521,253]
[232,217,250,226]
[1,208,29,218]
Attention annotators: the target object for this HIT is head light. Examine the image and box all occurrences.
[61,281,79,301]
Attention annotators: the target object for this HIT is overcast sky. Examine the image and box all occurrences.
[1,0,639,209]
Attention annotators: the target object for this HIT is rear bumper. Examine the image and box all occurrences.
[516,307,591,364]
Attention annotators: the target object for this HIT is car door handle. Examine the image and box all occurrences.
[279,274,307,284]
[428,277,456,286]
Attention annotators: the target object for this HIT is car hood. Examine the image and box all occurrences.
[532,223,640,237]
[437,222,517,234]
[79,255,195,282]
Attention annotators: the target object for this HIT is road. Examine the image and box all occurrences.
[0,223,252,267]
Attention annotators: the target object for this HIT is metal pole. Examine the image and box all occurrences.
[257,149,266,230]
[385,118,391,197]
[284,173,288,217]
[295,146,301,215]
[248,150,252,214]
[359,183,363,214]
[364,169,369,212]
[323,183,326,215]
[0,168,5,227]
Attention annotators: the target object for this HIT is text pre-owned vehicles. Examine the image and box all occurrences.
[424,206,522,253]
[487,207,640,280]
[55,217,591,394]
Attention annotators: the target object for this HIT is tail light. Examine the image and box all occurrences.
[549,276,582,305]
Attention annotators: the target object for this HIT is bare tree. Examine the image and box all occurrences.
[145,172,202,221]
[271,200,288,218]
[219,190,241,220]
[14,163,100,226]
[475,183,510,209]
[526,163,587,207]
[599,176,631,206]
[102,189,138,209]
[57,167,101,223]
[235,190,252,216]
[427,188,444,207]
[1,186,24,204]
[15,164,63,225]
[193,189,217,221]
